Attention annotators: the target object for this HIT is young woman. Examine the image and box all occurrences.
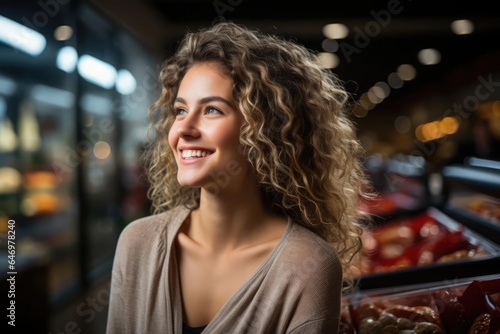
[106,22,371,334]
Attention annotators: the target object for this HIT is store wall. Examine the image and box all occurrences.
[0,1,158,332]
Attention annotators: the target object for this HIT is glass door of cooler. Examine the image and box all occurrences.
[76,6,121,285]
[0,3,80,329]
[76,3,158,285]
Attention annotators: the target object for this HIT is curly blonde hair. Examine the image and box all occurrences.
[143,22,372,288]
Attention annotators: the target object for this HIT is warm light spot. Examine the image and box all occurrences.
[317,52,339,69]
[54,25,73,41]
[94,141,111,159]
[493,101,500,117]
[422,121,442,141]
[367,89,383,104]
[439,116,459,134]
[0,167,22,193]
[415,125,426,142]
[397,64,416,81]
[359,93,376,110]
[322,23,349,39]
[352,104,369,118]
[374,81,390,99]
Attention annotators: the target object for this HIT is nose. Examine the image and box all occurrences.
[176,112,201,138]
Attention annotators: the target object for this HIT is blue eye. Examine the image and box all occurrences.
[206,106,222,115]
[174,108,187,116]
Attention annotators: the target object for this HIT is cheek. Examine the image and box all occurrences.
[168,126,178,151]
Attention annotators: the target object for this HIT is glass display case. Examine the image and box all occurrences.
[341,274,500,333]
[0,1,157,331]
[440,163,500,246]
[352,207,500,290]
[0,2,80,330]
[360,154,430,221]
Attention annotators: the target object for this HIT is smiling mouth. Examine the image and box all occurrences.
[181,149,214,159]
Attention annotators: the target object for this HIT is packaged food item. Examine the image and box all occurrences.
[435,277,500,333]
[339,302,355,334]
[348,289,444,334]
[357,208,496,275]
[342,276,500,334]
[450,193,500,225]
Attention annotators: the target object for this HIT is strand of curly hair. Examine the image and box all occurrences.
[142,22,373,292]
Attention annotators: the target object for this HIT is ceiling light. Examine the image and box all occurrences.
[317,52,339,69]
[359,93,375,110]
[397,64,416,81]
[322,23,349,39]
[374,81,390,98]
[417,48,441,65]
[0,15,46,56]
[56,46,78,73]
[77,55,117,89]
[54,25,73,41]
[367,89,383,104]
[388,72,404,88]
[352,104,369,118]
[451,19,474,35]
[116,69,137,95]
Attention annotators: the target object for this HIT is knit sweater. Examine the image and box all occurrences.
[106,205,342,333]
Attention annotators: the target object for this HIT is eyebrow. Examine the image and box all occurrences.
[174,96,235,108]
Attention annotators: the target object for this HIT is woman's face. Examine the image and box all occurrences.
[168,62,250,193]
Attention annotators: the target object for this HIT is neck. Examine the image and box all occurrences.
[189,180,278,254]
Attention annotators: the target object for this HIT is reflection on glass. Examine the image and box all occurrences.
[31,84,75,109]
[0,74,17,95]
[56,46,78,73]
[0,117,17,152]
[77,54,116,89]
[0,167,22,194]
[18,101,41,152]
[0,15,46,56]
[116,69,137,95]
[54,25,73,41]
[80,93,112,115]
[93,141,111,160]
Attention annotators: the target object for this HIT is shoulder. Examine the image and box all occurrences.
[276,223,343,330]
[275,222,343,297]
[282,222,342,277]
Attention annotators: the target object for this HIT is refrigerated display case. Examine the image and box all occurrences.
[75,3,155,286]
[353,207,500,290]
[341,274,500,333]
[360,154,430,221]
[440,163,500,245]
[0,2,157,331]
[0,3,80,327]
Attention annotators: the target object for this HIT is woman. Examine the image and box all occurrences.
[106,22,371,334]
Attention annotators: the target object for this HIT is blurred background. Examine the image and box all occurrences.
[0,0,499,333]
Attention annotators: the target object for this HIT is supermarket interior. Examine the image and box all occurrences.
[0,0,499,333]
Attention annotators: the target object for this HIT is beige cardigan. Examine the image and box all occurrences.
[106,206,342,333]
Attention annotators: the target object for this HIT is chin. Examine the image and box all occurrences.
[176,174,205,188]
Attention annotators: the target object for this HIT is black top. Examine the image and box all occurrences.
[183,322,208,334]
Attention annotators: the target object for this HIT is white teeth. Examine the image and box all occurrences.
[181,150,212,158]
